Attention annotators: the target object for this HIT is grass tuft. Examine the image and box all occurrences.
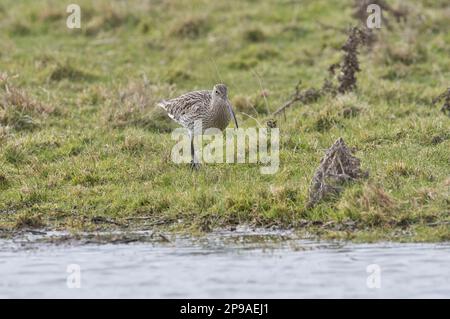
[0,73,53,130]
[49,62,96,82]
[170,16,209,39]
[104,79,175,132]
[14,213,44,230]
[243,28,266,42]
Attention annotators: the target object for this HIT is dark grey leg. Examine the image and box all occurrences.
[190,135,200,170]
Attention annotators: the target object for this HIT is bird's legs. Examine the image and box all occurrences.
[190,134,200,170]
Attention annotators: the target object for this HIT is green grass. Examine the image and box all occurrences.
[0,0,449,241]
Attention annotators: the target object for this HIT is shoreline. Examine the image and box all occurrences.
[1,221,449,244]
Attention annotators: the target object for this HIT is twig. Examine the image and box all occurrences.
[426,220,450,227]
[272,82,321,117]
[125,216,156,220]
[272,81,302,116]
[273,98,300,116]
[124,217,173,227]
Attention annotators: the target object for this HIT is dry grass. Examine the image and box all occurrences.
[378,38,428,66]
[232,92,268,115]
[337,27,370,94]
[0,73,54,130]
[307,138,368,207]
[14,213,44,230]
[103,78,175,132]
[84,3,140,36]
[339,183,399,227]
[386,161,417,177]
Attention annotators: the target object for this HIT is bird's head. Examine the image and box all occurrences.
[212,83,228,101]
[212,83,238,128]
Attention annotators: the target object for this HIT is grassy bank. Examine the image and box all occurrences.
[0,0,449,242]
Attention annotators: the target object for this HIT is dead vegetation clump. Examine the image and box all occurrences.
[319,27,370,95]
[105,78,176,132]
[0,73,54,130]
[432,88,450,116]
[336,27,370,94]
[307,138,368,208]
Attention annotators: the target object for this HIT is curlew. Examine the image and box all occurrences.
[158,83,238,169]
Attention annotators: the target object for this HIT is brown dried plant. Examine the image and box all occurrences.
[307,138,369,208]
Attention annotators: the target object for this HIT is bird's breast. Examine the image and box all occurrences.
[203,102,230,131]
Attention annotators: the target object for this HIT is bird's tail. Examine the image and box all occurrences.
[157,100,168,110]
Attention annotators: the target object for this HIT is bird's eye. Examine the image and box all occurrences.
[215,90,219,94]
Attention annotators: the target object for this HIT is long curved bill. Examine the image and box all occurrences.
[227,102,239,128]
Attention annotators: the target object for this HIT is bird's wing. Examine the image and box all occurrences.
[158,90,211,128]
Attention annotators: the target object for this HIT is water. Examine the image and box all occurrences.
[0,229,449,298]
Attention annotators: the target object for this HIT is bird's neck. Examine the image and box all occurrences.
[209,100,230,129]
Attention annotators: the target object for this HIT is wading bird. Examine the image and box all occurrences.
[158,84,238,169]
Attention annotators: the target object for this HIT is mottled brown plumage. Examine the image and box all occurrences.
[158,84,237,132]
[158,84,238,169]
